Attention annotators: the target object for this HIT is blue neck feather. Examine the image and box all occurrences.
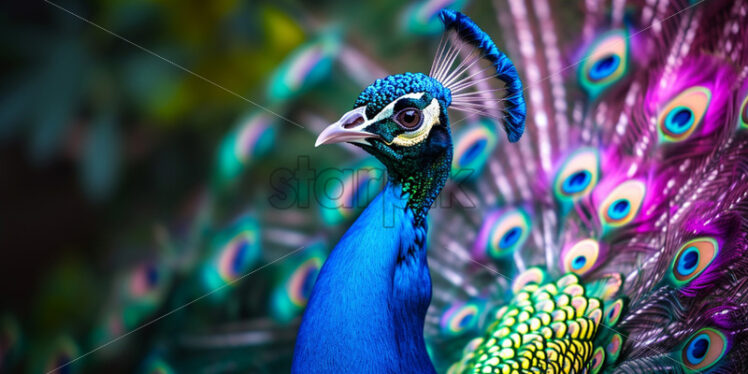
[292,182,436,373]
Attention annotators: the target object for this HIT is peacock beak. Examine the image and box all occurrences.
[315,107,380,147]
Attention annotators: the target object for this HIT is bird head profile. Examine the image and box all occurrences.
[315,10,527,220]
[316,72,452,169]
[316,73,455,218]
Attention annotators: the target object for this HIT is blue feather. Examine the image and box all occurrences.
[438,9,526,142]
[292,182,436,373]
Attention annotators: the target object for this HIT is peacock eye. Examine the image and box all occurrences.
[657,86,711,143]
[129,262,162,298]
[561,238,600,275]
[604,298,625,326]
[440,300,483,336]
[553,148,600,201]
[598,180,646,228]
[479,208,531,259]
[669,237,719,287]
[606,333,623,364]
[590,346,605,374]
[394,108,423,129]
[681,328,727,371]
[269,245,327,324]
[578,30,629,98]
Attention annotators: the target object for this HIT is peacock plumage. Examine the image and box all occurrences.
[7,1,748,373]
[293,4,748,374]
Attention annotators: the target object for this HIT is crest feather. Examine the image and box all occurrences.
[432,9,526,142]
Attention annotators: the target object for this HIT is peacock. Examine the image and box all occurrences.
[292,5,748,374]
[8,1,748,373]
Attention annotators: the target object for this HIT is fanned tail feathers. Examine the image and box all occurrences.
[425,1,748,373]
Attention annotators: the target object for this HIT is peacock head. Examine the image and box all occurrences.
[314,10,526,218]
[315,72,454,181]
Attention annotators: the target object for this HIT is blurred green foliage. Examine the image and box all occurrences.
[0,0,309,201]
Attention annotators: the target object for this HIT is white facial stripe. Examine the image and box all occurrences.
[390,98,441,147]
[370,92,426,122]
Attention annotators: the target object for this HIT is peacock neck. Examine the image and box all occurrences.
[292,183,436,373]
[387,149,452,225]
